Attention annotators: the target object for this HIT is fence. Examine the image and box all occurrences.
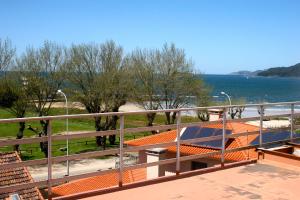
[0,101,300,199]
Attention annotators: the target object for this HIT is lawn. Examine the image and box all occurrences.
[0,107,199,160]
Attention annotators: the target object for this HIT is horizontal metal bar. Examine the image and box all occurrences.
[0,180,47,194]
[263,113,291,118]
[52,149,119,163]
[181,135,223,145]
[0,149,119,170]
[226,131,259,138]
[180,120,221,128]
[180,151,222,162]
[0,130,119,147]
[224,145,254,153]
[294,125,300,129]
[124,124,177,134]
[52,130,118,141]
[0,101,299,123]
[0,158,48,170]
[124,141,177,152]
[51,168,118,185]
[124,157,178,171]
[263,127,291,133]
[0,136,48,147]
[226,116,261,123]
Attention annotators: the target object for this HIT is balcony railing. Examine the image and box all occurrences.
[0,101,300,199]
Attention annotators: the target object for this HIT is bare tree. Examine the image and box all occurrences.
[157,43,209,124]
[67,41,129,148]
[228,98,246,119]
[0,38,15,71]
[130,43,210,125]
[0,75,30,151]
[130,49,161,132]
[17,41,66,156]
[0,38,30,151]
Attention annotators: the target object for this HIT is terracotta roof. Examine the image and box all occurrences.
[0,152,44,200]
[125,122,259,161]
[205,122,260,134]
[167,137,257,162]
[52,122,259,197]
[125,130,177,146]
[125,122,259,147]
[52,168,146,197]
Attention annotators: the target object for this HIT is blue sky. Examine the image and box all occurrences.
[1,0,300,74]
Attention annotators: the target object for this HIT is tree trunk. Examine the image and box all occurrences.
[95,117,104,147]
[146,113,157,134]
[171,112,177,124]
[39,120,49,157]
[109,114,119,145]
[14,122,25,152]
[165,112,171,125]
[165,112,177,125]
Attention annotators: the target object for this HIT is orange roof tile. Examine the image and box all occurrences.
[125,122,259,147]
[52,168,146,197]
[0,152,44,200]
[125,122,259,161]
[167,139,256,162]
[204,122,260,134]
[125,130,177,146]
[52,122,259,197]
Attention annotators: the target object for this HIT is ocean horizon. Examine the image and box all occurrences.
[203,74,300,104]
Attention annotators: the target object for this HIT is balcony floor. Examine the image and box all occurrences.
[83,160,300,200]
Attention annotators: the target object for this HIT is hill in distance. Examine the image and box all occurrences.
[230,70,262,76]
[257,63,300,77]
[230,63,300,77]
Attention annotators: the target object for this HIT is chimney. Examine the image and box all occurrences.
[146,148,167,179]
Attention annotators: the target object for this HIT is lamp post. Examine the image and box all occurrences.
[221,91,232,117]
[57,89,69,176]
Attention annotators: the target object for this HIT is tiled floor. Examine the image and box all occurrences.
[83,160,300,200]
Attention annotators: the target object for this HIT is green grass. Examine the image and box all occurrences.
[0,107,199,160]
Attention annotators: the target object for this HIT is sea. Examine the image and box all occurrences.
[203,74,300,103]
[195,74,300,117]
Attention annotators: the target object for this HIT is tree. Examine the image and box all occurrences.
[0,38,15,71]
[0,38,29,151]
[129,48,161,132]
[130,43,210,126]
[17,41,66,157]
[228,98,246,119]
[196,91,211,121]
[157,43,209,124]
[0,76,30,151]
[67,41,129,148]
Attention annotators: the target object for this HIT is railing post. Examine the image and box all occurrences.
[47,120,52,200]
[176,111,181,175]
[259,105,264,147]
[221,108,226,167]
[119,115,124,187]
[290,103,294,141]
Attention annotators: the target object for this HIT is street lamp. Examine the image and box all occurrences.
[221,91,232,118]
[57,89,69,176]
[220,91,231,106]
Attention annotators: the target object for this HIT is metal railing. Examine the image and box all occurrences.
[0,101,300,199]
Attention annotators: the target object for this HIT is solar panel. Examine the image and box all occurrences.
[250,131,298,146]
[180,126,232,149]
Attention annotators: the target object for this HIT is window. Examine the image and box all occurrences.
[191,161,207,170]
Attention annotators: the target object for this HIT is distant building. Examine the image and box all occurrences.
[207,108,224,121]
